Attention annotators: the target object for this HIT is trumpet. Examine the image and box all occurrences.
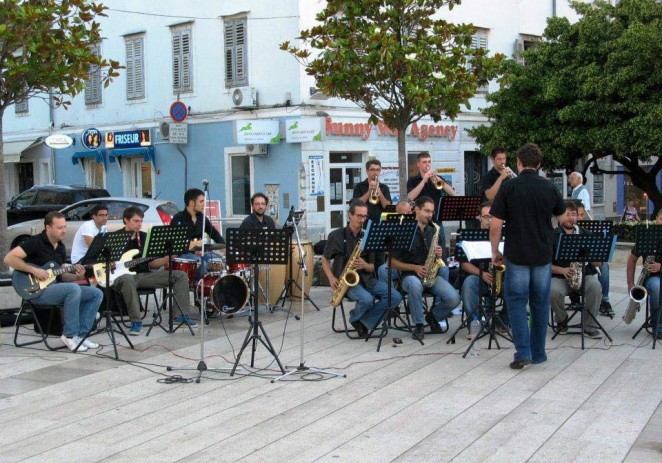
[368,174,379,205]
[504,166,517,179]
[427,168,445,189]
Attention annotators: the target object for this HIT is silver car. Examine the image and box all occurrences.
[7,197,180,259]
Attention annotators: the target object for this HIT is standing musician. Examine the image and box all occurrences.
[321,200,401,339]
[407,152,455,259]
[112,207,196,336]
[171,188,225,278]
[4,212,103,352]
[480,147,514,201]
[490,143,565,369]
[240,193,276,230]
[353,159,392,223]
[626,209,662,341]
[71,204,109,264]
[551,201,602,339]
[390,196,461,340]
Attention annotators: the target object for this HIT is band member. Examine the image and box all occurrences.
[480,147,513,201]
[407,152,455,259]
[626,209,662,340]
[391,196,461,340]
[353,159,392,223]
[4,212,103,352]
[171,188,225,277]
[240,193,276,230]
[551,201,602,339]
[376,200,416,284]
[569,171,591,212]
[113,207,196,335]
[490,143,565,369]
[322,200,402,338]
[71,204,109,264]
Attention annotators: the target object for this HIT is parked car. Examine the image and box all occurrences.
[7,197,180,259]
[6,184,110,226]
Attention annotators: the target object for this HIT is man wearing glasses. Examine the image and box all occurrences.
[353,159,392,224]
[321,200,401,339]
[71,204,109,264]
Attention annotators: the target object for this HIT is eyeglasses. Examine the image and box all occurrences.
[354,214,368,220]
[480,215,492,220]
[368,167,381,171]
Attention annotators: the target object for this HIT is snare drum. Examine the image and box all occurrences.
[228,263,250,274]
[168,258,199,289]
[197,274,249,314]
[207,257,226,273]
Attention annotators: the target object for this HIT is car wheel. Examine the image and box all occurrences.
[11,235,31,249]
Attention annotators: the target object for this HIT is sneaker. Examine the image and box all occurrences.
[510,359,532,370]
[174,315,198,328]
[583,328,602,339]
[655,331,662,340]
[438,320,448,331]
[412,324,425,340]
[81,338,99,349]
[60,335,88,352]
[129,321,142,336]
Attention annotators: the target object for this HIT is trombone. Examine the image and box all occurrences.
[368,174,380,205]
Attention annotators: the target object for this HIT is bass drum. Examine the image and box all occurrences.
[210,274,249,314]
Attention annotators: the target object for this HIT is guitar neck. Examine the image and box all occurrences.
[123,256,154,268]
[51,263,91,276]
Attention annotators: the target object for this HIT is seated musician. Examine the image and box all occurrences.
[4,212,103,352]
[390,196,461,340]
[112,207,196,336]
[70,204,109,265]
[626,208,662,340]
[551,201,602,338]
[240,193,276,230]
[377,200,415,283]
[321,200,402,339]
[171,188,225,278]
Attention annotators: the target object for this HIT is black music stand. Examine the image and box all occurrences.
[77,231,133,359]
[436,196,481,231]
[142,225,191,335]
[577,220,613,237]
[227,228,290,376]
[364,216,419,352]
[551,233,614,349]
[631,225,662,349]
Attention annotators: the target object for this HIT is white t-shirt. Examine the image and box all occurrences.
[71,220,102,263]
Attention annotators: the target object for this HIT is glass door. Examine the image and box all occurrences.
[328,152,363,231]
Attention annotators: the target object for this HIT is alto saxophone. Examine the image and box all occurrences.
[566,261,583,291]
[330,233,364,307]
[624,255,655,324]
[422,222,446,287]
[490,263,506,296]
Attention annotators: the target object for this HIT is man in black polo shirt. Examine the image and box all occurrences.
[240,193,276,230]
[490,143,565,369]
[480,146,514,201]
[4,212,103,352]
[353,159,392,224]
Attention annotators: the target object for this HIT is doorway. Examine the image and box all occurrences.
[328,152,363,230]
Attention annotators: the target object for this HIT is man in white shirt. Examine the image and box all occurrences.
[569,172,591,212]
[71,204,109,263]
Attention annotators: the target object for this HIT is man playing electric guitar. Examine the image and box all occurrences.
[4,212,103,352]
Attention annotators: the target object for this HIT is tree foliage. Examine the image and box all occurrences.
[469,0,662,210]
[0,0,122,270]
[281,0,503,194]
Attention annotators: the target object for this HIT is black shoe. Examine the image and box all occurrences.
[412,324,425,340]
[556,318,568,333]
[350,320,368,339]
[655,331,662,340]
[510,359,532,370]
[425,312,442,334]
[599,301,615,317]
[583,328,602,339]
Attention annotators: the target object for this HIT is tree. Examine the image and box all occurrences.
[281,0,503,195]
[0,0,121,270]
[469,0,662,210]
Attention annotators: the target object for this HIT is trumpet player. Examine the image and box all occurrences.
[353,159,392,223]
[481,147,515,201]
[551,201,602,338]
[626,208,662,340]
[321,200,401,339]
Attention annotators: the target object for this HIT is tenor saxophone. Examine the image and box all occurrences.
[624,255,655,324]
[490,263,506,296]
[330,233,364,307]
[422,222,446,287]
[566,262,583,291]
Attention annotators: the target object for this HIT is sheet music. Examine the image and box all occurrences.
[459,240,504,261]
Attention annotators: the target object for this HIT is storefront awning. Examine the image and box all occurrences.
[3,139,40,163]
[108,146,156,168]
[72,149,107,169]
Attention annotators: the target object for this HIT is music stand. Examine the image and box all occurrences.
[78,231,133,359]
[364,217,419,352]
[436,196,481,230]
[578,220,613,237]
[142,225,191,335]
[227,228,290,376]
[551,233,614,348]
[630,225,662,349]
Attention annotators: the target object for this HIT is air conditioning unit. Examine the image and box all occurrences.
[158,121,170,140]
[245,144,268,156]
[231,87,257,108]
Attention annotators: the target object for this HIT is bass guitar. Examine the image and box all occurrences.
[12,262,92,300]
[92,249,156,287]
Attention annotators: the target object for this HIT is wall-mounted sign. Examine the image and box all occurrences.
[436,167,456,173]
[169,123,188,144]
[81,128,102,150]
[285,118,323,143]
[45,134,73,149]
[104,129,151,149]
[308,155,324,196]
[324,117,459,142]
[234,120,280,144]
[170,101,188,122]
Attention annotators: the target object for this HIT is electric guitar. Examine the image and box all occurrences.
[92,249,156,287]
[12,262,92,300]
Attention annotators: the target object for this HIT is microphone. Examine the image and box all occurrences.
[285,205,295,227]
[202,179,209,191]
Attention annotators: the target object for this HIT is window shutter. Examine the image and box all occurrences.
[126,37,145,100]
[172,31,182,90]
[180,30,192,90]
[85,45,102,105]
[15,97,28,114]
[224,20,235,85]
[224,17,248,88]
[235,19,247,86]
[172,28,192,92]
[471,31,489,93]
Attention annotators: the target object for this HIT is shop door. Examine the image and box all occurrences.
[464,151,486,196]
[18,162,34,192]
[328,152,363,231]
[124,158,154,198]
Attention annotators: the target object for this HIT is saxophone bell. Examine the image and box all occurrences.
[629,285,648,304]
[342,269,360,287]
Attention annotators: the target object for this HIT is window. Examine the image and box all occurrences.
[13,189,36,208]
[15,96,28,114]
[230,155,251,215]
[125,35,145,100]
[471,29,489,93]
[85,44,102,105]
[171,26,192,93]
[593,173,604,205]
[514,34,541,65]
[84,159,105,188]
[224,17,248,88]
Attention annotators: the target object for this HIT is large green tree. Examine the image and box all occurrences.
[281,0,503,195]
[0,0,121,270]
[469,0,662,210]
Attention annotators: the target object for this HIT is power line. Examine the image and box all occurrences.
[106,8,298,21]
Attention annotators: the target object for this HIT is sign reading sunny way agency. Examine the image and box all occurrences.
[104,129,151,149]
[234,120,280,144]
[285,118,323,143]
[45,134,74,149]
[81,128,102,150]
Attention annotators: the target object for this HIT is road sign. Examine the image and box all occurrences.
[169,123,188,144]
[170,101,188,122]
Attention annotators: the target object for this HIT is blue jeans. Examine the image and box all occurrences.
[31,283,103,338]
[645,276,661,332]
[378,263,449,283]
[461,274,482,318]
[503,259,551,364]
[401,274,460,325]
[599,263,610,302]
[346,280,402,330]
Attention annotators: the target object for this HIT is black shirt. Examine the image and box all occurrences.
[552,225,597,277]
[353,178,392,223]
[407,174,445,208]
[171,210,224,245]
[392,223,438,277]
[491,169,565,266]
[239,213,276,230]
[323,226,377,288]
[19,231,66,267]
[480,167,510,202]
[119,230,150,274]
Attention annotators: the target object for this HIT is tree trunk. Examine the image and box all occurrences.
[0,114,8,272]
[397,128,407,201]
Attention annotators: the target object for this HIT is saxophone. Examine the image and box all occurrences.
[330,233,364,307]
[422,222,446,287]
[490,263,506,296]
[566,261,583,291]
[624,255,655,324]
